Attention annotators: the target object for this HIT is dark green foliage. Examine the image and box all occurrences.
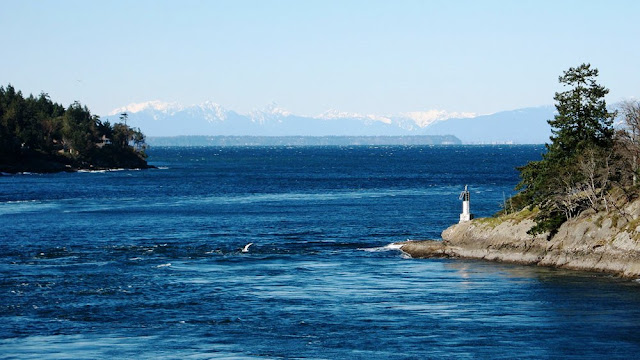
[546,64,615,161]
[62,102,99,158]
[514,64,617,237]
[0,84,148,172]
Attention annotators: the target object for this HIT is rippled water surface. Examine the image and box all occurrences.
[2,145,640,359]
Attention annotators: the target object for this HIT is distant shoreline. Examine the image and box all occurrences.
[146,135,463,147]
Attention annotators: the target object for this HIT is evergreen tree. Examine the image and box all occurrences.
[515,64,616,236]
[62,102,98,159]
[546,63,615,161]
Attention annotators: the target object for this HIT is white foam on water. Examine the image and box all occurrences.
[156,263,172,268]
[174,189,430,207]
[77,168,142,174]
[360,243,405,252]
[0,200,59,215]
[5,200,37,204]
[77,169,107,173]
[1,171,37,175]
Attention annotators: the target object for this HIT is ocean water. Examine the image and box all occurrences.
[2,145,640,359]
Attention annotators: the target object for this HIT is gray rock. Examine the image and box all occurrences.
[397,203,640,277]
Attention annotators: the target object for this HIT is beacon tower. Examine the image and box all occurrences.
[459,185,474,223]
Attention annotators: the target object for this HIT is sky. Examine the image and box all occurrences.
[1,0,639,117]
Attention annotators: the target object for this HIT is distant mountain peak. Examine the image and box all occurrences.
[108,100,475,129]
[108,100,184,116]
[193,101,229,122]
[102,100,555,143]
[248,102,293,124]
[198,100,226,111]
[315,109,476,128]
[401,110,476,128]
[316,109,393,124]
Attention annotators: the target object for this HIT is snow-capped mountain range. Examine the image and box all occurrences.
[103,100,556,144]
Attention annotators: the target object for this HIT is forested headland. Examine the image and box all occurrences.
[504,63,640,236]
[0,85,151,173]
[398,64,640,277]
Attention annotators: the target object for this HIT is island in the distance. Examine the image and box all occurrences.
[0,85,151,173]
[399,64,640,278]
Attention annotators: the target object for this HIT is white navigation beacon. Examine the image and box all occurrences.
[458,185,474,223]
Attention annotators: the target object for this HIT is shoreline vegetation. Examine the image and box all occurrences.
[399,64,640,278]
[398,200,640,277]
[0,85,152,174]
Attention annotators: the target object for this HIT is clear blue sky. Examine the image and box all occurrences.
[1,0,638,116]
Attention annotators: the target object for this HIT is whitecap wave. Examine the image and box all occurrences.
[360,243,405,252]
[4,200,37,204]
[0,200,59,215]
[77,168,141,173]
[156,263,172,268]
[77,169,108,173]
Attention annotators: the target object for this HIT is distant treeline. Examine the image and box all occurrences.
[147,135,462,147]
[0,85,149,172]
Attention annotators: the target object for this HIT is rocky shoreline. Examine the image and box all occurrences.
[0,151,154,174]
[398,200,640,278]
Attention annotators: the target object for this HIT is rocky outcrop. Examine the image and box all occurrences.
[398,200,640,277]
[0,149,153,174]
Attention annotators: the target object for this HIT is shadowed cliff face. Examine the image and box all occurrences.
[399,199,640,278]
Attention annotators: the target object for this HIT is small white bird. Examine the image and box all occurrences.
[241,243,254,253]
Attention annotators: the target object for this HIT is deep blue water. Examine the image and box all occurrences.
[2,145,640,359]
